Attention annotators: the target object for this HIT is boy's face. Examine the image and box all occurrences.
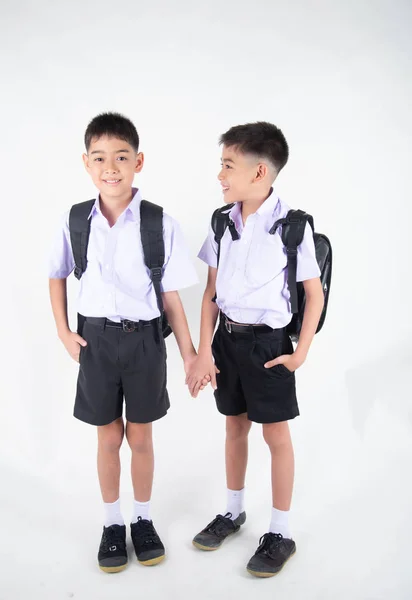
[218,145,271,204]
[83,135,143,200]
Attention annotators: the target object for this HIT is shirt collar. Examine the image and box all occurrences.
[228,188,280,222]
[256,188,279,217]
[228,201,241,221]
[87,187,142,220]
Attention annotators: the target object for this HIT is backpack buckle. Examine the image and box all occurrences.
[286,247,298,256]
[225,319,232,334]
[228,220,240,241]
[74,266,83,280]
[150,267,162,281]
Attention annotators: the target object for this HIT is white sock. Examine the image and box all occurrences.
[103,498,124,527]
[269,507,291,538]
[226,488,245,520]
[131,499,151,523]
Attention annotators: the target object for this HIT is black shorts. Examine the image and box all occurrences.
[212,317,299,424]
[74,317,169,426]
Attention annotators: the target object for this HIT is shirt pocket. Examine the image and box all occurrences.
[245,235,287,287]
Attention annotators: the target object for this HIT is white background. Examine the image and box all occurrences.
[1,1,412,599]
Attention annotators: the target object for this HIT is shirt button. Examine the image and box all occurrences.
[105,265,110,269]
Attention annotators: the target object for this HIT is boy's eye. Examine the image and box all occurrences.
[94,157,103,162]
[117,156,127,161]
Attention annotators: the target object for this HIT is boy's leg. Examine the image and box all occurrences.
[126,420,165,566]
[246,420,296,578]
[193,322,249,551]
[225,414,252,518]
[226,414,252,490]
[96,417,128,573]
[192,416,249,551]
[97,417,125,505]
[75,320,129,573]
[262,421,294,518]
[125,422,154,509]
[237,327,298,577]
[121,324,168,567]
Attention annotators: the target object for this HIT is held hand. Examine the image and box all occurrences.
[185,354,220,398]
[264,353,305,372]
[183,353,198,378]
[59,330,87,362]
[183,355,211,396]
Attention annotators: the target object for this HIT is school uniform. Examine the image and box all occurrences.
[49,188,198,426]
[198,189,320,424]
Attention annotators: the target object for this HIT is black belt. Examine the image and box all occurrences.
[221,314,275,334]
[85,316,159,333]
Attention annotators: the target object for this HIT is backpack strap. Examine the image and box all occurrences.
[211,203,238,266]
[140,200,165,315]
[69,199,95,280]
[269,209,313,314]
[211,204,238,302]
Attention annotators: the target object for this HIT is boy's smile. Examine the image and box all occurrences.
[83,135,143,203]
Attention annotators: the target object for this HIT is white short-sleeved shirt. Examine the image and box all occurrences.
[198,190,320,329]
[49,188,198,321]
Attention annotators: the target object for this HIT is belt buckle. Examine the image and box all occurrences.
[122,319,136,333]
[225,319,232,334]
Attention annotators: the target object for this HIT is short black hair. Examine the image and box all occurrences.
[219,121,289,173]
[84,112,140,152]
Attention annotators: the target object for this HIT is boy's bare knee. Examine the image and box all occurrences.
[126,422,153,453]
[262,421,291,449]
[97,418,124,452]
[226,414,252,441]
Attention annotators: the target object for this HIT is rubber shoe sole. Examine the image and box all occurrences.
[138,554,165,566]
[192,528,239,551]
[99,559,128,573]
[247,546,296,578]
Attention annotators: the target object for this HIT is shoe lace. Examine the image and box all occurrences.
[204,513,235,537]
[256,532,283,559]
[135,517,160,545]
[101,527,125,553]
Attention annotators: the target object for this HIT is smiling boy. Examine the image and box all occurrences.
[187,122,324,577]
[49,112,199,573]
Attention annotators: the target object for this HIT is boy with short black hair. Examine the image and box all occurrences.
[49,112,200,573]
[187,121,324,577]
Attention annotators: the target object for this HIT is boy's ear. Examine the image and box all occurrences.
[135,152,144,174]
[254,162,268,182]
[82,153,91,172]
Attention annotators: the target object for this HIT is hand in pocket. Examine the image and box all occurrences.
[60,330,87,362]
[264,353,304,373]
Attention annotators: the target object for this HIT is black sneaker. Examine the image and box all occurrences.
[98,524,128,573]
[130,517,165,566]
[247,532,296,577]
[192,512,246,551]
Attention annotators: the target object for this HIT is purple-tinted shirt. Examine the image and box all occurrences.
[49,189,198,322]
[198,191,320,328]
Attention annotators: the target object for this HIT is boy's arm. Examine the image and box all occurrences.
[264,277,324,371]
[48,210,86,361]
[49,278,87,361]
[186,266,220,397]
[162,290,197,373]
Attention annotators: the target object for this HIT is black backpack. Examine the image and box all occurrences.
[68,199,172,338]
[211,205,332,342]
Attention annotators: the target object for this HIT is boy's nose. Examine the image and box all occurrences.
[217,169,224,181]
